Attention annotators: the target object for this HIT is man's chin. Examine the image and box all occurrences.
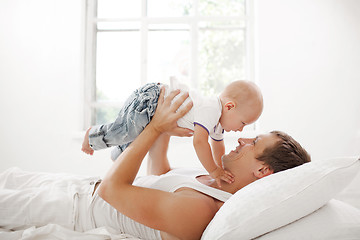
[221,153,234,163]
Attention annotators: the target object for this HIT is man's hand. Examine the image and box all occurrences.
[151,87,193,135]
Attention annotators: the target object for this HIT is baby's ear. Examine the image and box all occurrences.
[225,101,235,110]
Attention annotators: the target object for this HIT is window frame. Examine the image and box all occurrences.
[83,0,255,130]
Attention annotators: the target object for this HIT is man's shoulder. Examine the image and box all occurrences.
[175,189,219,218]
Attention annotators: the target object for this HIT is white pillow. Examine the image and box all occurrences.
[255,199,360,240]
[201,157,360,240]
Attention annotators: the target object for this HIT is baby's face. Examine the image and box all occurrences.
[220,104,262,132]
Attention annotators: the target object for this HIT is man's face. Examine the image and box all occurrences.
[222,133,278,180]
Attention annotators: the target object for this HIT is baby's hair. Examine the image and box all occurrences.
[221,80,263,107]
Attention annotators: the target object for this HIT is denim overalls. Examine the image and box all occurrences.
[88,83,162,161]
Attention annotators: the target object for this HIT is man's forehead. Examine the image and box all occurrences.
[256,133,277,146]
[256,133,267,140]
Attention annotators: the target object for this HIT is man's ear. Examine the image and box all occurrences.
[254,165,273,179]
[225,101,235,111]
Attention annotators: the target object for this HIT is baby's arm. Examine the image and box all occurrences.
[193,124,234,187]
[210,139,225,168]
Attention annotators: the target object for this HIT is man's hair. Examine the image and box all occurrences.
[256,131,311,173]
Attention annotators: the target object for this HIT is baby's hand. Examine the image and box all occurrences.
[81,128,94,155]
[210,167,234,188]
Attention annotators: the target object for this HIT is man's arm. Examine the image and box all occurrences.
[147,116,193,175]
[147,133,171,176]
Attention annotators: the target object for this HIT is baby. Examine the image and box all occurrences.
[82,78,263,187]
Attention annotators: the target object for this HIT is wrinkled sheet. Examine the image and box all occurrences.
[0,224,141,240]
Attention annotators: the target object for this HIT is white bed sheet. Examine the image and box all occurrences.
[0,224,141,240]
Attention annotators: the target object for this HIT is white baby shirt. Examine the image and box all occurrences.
[164,78,224,141]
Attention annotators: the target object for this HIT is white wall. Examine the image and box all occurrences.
[0,0,359,178]
[255,0,360,160]
[0,0,111,177]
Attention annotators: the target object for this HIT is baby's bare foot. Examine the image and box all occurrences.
[81,128,94,155]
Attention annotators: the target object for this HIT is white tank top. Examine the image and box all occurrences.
[91,168,232,240]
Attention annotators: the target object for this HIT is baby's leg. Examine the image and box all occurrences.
[88,83,160,151]
[110,142,131,161]
[90,83,162,160]
[81,127,94,155]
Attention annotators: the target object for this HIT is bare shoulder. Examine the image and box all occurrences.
[163,188,220,239]
[181,190,218,215]
[175,187,220,210]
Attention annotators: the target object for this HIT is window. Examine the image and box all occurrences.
[83,0,254,127]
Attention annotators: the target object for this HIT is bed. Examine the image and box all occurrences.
[1,156,359,240]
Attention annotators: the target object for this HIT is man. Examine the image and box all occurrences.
[0,89,310,240]
[98,88,311,239]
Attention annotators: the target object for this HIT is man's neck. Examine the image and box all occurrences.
[197,175,239,194]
